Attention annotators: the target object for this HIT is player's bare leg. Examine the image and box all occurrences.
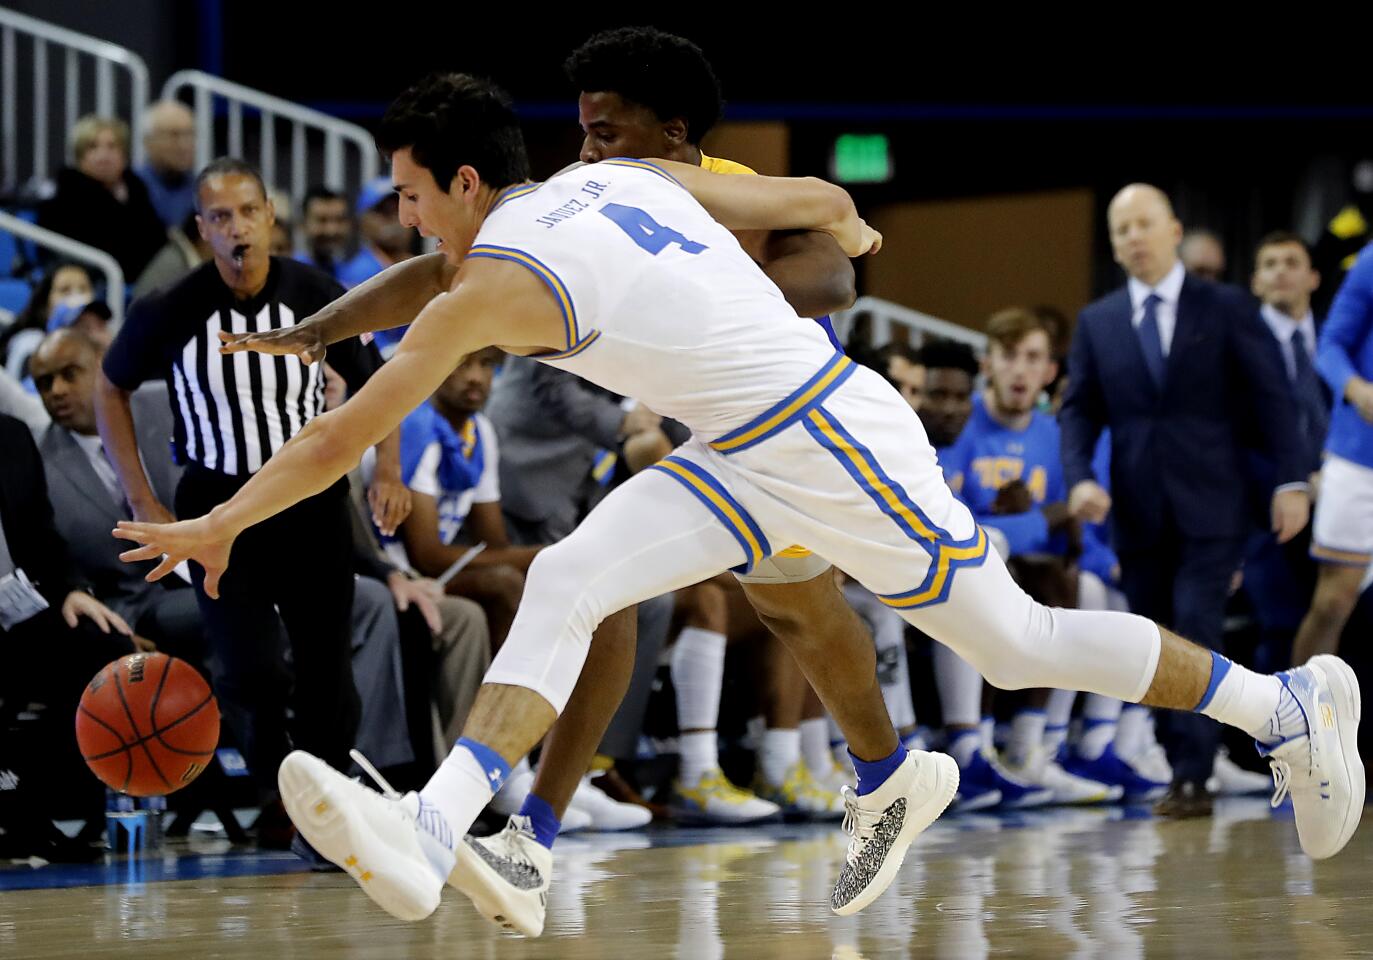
[1290,563,1365,666]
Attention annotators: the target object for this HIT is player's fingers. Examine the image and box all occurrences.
[88,607,113,634]
[113,521,152,542]
[203,566,223,600]
[146,554,181,582]
[108,610,133,636]
[119,543,168,563]
[63,605,79,629]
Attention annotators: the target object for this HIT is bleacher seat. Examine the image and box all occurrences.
[0,278,32,315]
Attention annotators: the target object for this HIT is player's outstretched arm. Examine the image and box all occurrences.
[114,258,565,598]
[219,252,458,363]
[655,160,881,258]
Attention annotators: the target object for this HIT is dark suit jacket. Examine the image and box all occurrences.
[1060,274,1305,552]
[0,414,89,608]
[38,386,181,621]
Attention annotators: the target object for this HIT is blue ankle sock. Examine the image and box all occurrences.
[849,746,907,796]
[456,737,512,793]
[519,794,560,850]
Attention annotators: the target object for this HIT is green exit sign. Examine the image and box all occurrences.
[832,134,892,184]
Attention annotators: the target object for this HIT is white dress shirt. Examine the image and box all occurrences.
[1127,260,1186,357]
[1258,303,1318,384]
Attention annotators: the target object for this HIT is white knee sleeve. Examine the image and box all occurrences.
[905,549,1161,703]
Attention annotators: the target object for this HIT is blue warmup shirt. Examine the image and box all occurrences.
[398,404,500,545]
[941,395,1067,556]
[1317,245,1373,468]
[1078,431,1120,584]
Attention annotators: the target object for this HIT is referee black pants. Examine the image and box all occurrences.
[176,466,359,795]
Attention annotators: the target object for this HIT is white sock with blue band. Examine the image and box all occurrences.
[1195,651,1287,743]
[419,737,513,837]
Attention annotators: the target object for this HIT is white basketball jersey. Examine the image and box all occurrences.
[467,159,838,440]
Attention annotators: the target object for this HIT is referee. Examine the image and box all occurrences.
[95,158,410,816]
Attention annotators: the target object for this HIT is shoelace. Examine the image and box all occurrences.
[1269,760,1292,809]
[839,786,882,856]
[351,748,401,801]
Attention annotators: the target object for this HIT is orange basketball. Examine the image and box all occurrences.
[76,652,221,797]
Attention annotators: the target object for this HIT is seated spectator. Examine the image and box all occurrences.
[38,115,168,281]
[267,190,294,257]
[0,366,46,430]
[1,262,94,382]
[135,101,198,229]
[0,413,143,862]
[338,178,420,356]
[46,298,114,352]
[295,185,352,278]
[133,212,210,300]
[29,328,203,662]
[394,347,538,649]
[878,340,924,411]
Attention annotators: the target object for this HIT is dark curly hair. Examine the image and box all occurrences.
[915,338,980,378]
[564,27,723,146]
[377,73,530,191]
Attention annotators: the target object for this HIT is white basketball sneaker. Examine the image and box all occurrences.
[450,815,552,937]
[1207,747,1272,796]
[277,750,453,922]
[1009,746,1123,805]
[830,750,959,916]
[1259,655,1364,860]
[568,776,652,831]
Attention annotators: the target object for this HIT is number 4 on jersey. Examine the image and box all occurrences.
[600,203,708,256]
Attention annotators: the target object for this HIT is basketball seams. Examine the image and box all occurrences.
[79,654,219,796]
[114,658,173,792]
[83,690,216,760]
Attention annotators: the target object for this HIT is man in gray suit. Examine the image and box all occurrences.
[29,328,203,656]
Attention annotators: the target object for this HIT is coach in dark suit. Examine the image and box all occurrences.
[1060,184,1309,814]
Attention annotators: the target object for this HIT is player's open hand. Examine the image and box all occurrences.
[114,515,236,599]
[218,321,326,365]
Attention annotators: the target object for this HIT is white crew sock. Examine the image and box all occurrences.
[947,729,980,769]
[421,742,504,836]
[759,728,801,786]
[933,643,983,727]
[978,716,996,752]
[1197,654,1284,740]
[1076,694,1123,760]
[671,628,727,731]
[1115,705,1152,759]
[1044,689,1077,754]
[800,717,833,774]
[678,731,719,785]
[1006,710,1047,767]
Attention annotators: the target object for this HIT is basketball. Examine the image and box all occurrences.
[75,652,221,797]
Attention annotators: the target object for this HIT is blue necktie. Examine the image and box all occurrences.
[1137,293,1166,389]
[1290,331,1329,444]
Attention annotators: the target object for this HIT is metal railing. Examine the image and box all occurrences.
[160,69,379,204]
[0,7,150,194]
[0,210,125,328]
[832,296,987,353]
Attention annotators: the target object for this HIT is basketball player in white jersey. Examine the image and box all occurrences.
[117,73,1363,932]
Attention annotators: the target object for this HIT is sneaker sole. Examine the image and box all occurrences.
[1307,655,1365,859]
[277,752,441,923]
[449,839,545,937]
[832,752,959,917]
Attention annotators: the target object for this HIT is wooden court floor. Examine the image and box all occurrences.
[2,800,1370,959]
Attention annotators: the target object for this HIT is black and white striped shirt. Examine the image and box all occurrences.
[104,259,379,476]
